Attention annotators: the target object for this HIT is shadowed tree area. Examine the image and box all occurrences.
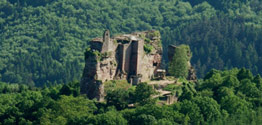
[1,0,262,124]
[0,0,262,85]
[0,68,262,124]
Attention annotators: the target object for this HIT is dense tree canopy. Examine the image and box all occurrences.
[1,68,262,124]
[1,0,262,123]
[0,0,262,85]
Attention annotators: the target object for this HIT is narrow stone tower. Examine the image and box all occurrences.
[101,30,112,53]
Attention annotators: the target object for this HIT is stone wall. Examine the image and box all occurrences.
[123,43,132,74]
[96,52,117,82]
[80,30,163,100]
[80,30,197,104]
[168,45,176,63]
[101,30,111,53]
[130,41,139,76]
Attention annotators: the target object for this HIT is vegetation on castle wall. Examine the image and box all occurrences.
[168,44,191,78]
[146,31,160,39]
[85,48,112,61]
[143,32,159,54]
[143,44,153,54]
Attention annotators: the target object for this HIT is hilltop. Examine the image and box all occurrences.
[1,0,262,86]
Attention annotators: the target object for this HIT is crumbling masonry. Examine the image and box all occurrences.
[80,30,162,101]
[80,30,197,101]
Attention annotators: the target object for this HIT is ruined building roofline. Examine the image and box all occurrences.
[90,30,158,43]
[91,38,103,42]
[113,35,143,41]
[90,36,141,43]
[90,35,143,42]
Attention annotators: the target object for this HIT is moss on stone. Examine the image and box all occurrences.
[157,40,162,48]
[144,38,151,43]
[84,48,114,61]
[147,30,160,39]
[113,40,118,44]
[144,44,153,54]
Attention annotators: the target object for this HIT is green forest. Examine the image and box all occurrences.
[1,0,262,124]
[1,0,262,86]
[1,68,262,124]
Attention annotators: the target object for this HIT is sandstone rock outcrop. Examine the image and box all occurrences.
[80,30,196,101]
[80,30,162,101]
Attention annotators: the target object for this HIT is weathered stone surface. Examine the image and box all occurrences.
[168,45,176,63]
[81,30,197,102]
[80,30,162,101]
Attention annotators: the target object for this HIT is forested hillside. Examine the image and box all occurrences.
[1,68,262,124]
[1,0,262,86]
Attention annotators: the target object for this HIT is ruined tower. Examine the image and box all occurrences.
[101,30,112,53]
[80,30,163,101]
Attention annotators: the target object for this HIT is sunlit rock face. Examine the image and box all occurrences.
[80,30,162,101]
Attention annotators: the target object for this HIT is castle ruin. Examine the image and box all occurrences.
[80,30,196,101]
[80,30,162,101]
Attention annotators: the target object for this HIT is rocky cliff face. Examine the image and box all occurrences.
[80,30,197,101]
[80,30,162,101]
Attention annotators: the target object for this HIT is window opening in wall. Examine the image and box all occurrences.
[117,40,129,44]
[153,62,158,66]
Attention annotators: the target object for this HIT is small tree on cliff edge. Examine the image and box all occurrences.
[168,44,192,78]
